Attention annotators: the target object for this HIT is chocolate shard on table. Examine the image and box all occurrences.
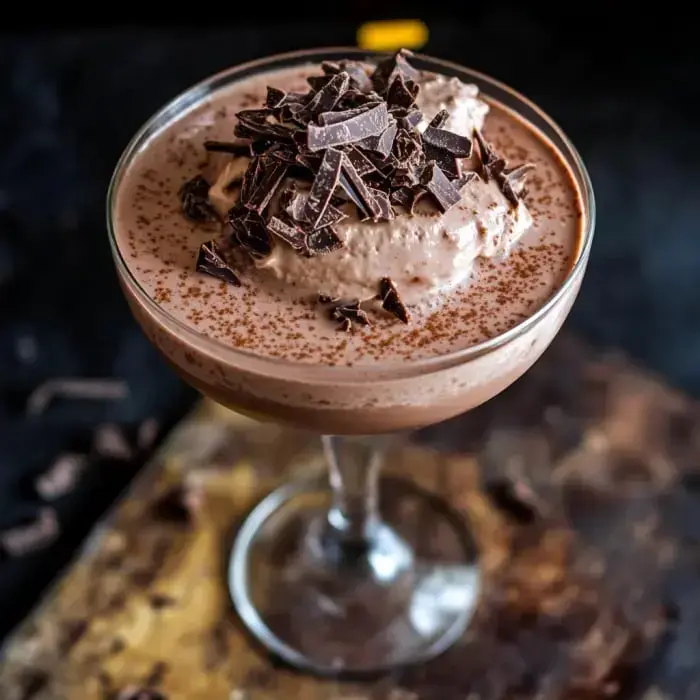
[378,277,410,323]
[179,175,219,223]
[195,240,241,287]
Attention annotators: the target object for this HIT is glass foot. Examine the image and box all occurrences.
[228,476,481,676]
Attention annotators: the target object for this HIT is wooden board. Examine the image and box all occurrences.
[1,335,699,700]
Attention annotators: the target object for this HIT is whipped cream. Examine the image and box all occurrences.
[207,73,533,308]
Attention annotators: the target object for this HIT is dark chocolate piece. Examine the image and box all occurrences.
[379,277,409,323]
[179,175,218,223]
[390,185,427,214]
[422,126,472,157]
[203,140,250,156]
[344,145,377,176]
[280,184,309,221]
[1,508,59,557]
[359,120,398,159]
[303,147,344,227]
[307,102,389,151]
[454,171,480,189]
[500,163,536,205]
[318,105,371,126]
[392,107,423,130]
[386,74,419,109]
[265,86,286,108]
[234,108,294,142]
[307,74,336,92]
[195,240,241,287]
[392,128,423,167]
[423,144,460,179]
[239,156,261,206]
[305,227,344,256]
[367,187,394,221]
[315,203,347,229]
[267,216,307,252]
[303,72,350,116]
[244,156,288,214]
[421,162,462,212]
[337,60,373,92]
[229,210,273,259]
[473,129,506,182]
[429,109,450,129]
[339,155,381,219]
[371,49,422,93]
[331,300,370,329]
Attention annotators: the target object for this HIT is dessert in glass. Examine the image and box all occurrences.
[107,48,595,675]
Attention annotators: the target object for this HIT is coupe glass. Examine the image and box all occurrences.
[107,48,595,676]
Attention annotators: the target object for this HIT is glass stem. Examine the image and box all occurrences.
[322,435,384,553]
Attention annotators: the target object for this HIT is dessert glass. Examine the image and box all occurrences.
[107,48,595,676]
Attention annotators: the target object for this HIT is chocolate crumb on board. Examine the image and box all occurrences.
[34,453,87,501]
[379,277,410,323]
[178,49,536,327]
[195,240,241,287]
[1,508,60,557]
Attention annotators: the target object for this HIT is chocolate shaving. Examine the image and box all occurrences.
[305,227,344,256]
[420,161,462,212]
[473,129,506,182]
[379,277,409,323]
[307,102,388,151]
[359,120,398,159]
[315,203,347,229]
[371,48,422,93]
[392,128,423,167]
[229,210,273,259]
[331,300,370,330]
[265,86,286,108]
[386,74,419,109]
[203,140,249,155]
[339,155,381,220]
[500,163,536,205]
[344,145,377,176]
[179,175,218,223]
[393,107,423,129]
[336,60,373,92]
[429,109,450,129]
[195,240,241,286]
[243,155,288,214]
[422,125,472,158]
[423,144,460,179]
[267,215,307,251]
[303,147,344,227]
[367,186,394,221]
[318,105,371,126]
[303,72,350,116]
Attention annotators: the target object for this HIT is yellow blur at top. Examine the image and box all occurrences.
[357,20,429,52]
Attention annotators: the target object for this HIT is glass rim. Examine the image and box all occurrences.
[106,46,596,380]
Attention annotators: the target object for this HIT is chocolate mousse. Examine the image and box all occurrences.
[110,49,587,433]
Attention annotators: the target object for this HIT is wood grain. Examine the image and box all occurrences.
[1,335,699,699]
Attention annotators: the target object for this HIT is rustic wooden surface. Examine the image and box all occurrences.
[1,335,699,699]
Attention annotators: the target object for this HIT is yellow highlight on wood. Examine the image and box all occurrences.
[357,19,429,52]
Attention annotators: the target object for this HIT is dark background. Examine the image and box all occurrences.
[0,7,698,642]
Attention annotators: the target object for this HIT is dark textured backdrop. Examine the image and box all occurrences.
[0,10,698,641]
